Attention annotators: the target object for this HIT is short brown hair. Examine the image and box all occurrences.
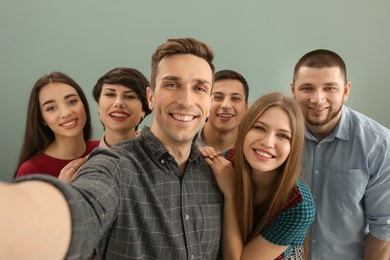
[215,69,249,103]
[293,49,347,83]
[150,38,215,90]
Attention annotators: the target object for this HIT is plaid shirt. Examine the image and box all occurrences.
[21,127,223,259]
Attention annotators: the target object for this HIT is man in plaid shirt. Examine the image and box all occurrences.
[0,37,223,260]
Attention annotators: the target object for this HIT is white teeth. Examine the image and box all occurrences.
[255,150,272,158]
[172,114,194,122]
[62,120,76,127]
[110,113,128,118]
[218,114,233,118]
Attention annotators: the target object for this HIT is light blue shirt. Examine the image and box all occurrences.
[301,106,390,260]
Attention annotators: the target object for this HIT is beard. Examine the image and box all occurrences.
[304,104,343,126]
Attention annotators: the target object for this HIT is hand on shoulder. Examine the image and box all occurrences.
[58,157,87,184]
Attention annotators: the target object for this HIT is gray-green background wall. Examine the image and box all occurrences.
[1,1,389,181]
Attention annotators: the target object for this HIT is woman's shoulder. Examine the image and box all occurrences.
[16,154,54,177]
[221,148,236,162]
[281,179,315,215]
[86,140,100,148]
[295,179,314,204]
[85,140,100,153]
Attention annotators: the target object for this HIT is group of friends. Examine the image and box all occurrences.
[1,37,389,260]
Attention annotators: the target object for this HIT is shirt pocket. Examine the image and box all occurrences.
[329,166,369,204]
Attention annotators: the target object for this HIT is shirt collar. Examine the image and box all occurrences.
[139,126,200,162]
[99,135,110,149]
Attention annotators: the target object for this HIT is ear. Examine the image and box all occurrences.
[343,82,351,102]
[42,120,48,126]
[146,87,155,110]
[245,102,249,111]
[290,82,296,99]
[206,94,214,118]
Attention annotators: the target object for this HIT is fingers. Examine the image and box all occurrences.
[198,146,219,158]
[205,156,235,197]
[58,157,87,183]
[205,155,233,173]
[69,157,87,171]
[70,166,78,172]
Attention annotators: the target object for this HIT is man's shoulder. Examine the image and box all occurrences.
[345,106,390,138]
[108,137,149,160]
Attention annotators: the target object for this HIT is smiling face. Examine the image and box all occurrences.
[243,106,292,176]
[208,79,248,133]
[39,82,86,140]
[98,84,145,136]
[148,54,213,147]
[291,66,350,136]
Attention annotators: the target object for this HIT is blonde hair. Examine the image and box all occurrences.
[233,92,305,242]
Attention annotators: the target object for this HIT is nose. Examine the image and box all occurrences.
[114,97,125,108]
[176,88,194,107]
[260,133,275,148]
[220,98,232,109]
[59,105,72,118]
[310,90,325,104]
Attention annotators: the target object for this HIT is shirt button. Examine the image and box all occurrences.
[315,170,319,175]
[313,195,317,199]
[312,240,316,243]
[160,159,165,164]
[185,215,190,220]
[191,254,195,259]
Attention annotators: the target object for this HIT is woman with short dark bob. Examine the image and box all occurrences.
[14,72,99,178]
[58,67,152,183]
[92,67,152,148]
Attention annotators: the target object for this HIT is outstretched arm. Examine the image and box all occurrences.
[0,181,71,259]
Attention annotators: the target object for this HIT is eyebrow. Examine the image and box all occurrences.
[162,76,212,87]
[103,87,135,93]
[212,91,243,96]
[256,120,292,135]
[41,93,78,107]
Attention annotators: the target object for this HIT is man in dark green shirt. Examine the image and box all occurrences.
[1,37,223,260]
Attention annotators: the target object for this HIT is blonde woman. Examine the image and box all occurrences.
[201,92,315,259]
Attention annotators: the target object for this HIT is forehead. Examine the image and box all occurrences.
[156,54,213,83]
[295,66,344,82]
[39,82,77,101]
[213,79,245,95]
[257,107,291,129]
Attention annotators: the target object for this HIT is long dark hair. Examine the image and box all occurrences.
[14,71,92,177]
